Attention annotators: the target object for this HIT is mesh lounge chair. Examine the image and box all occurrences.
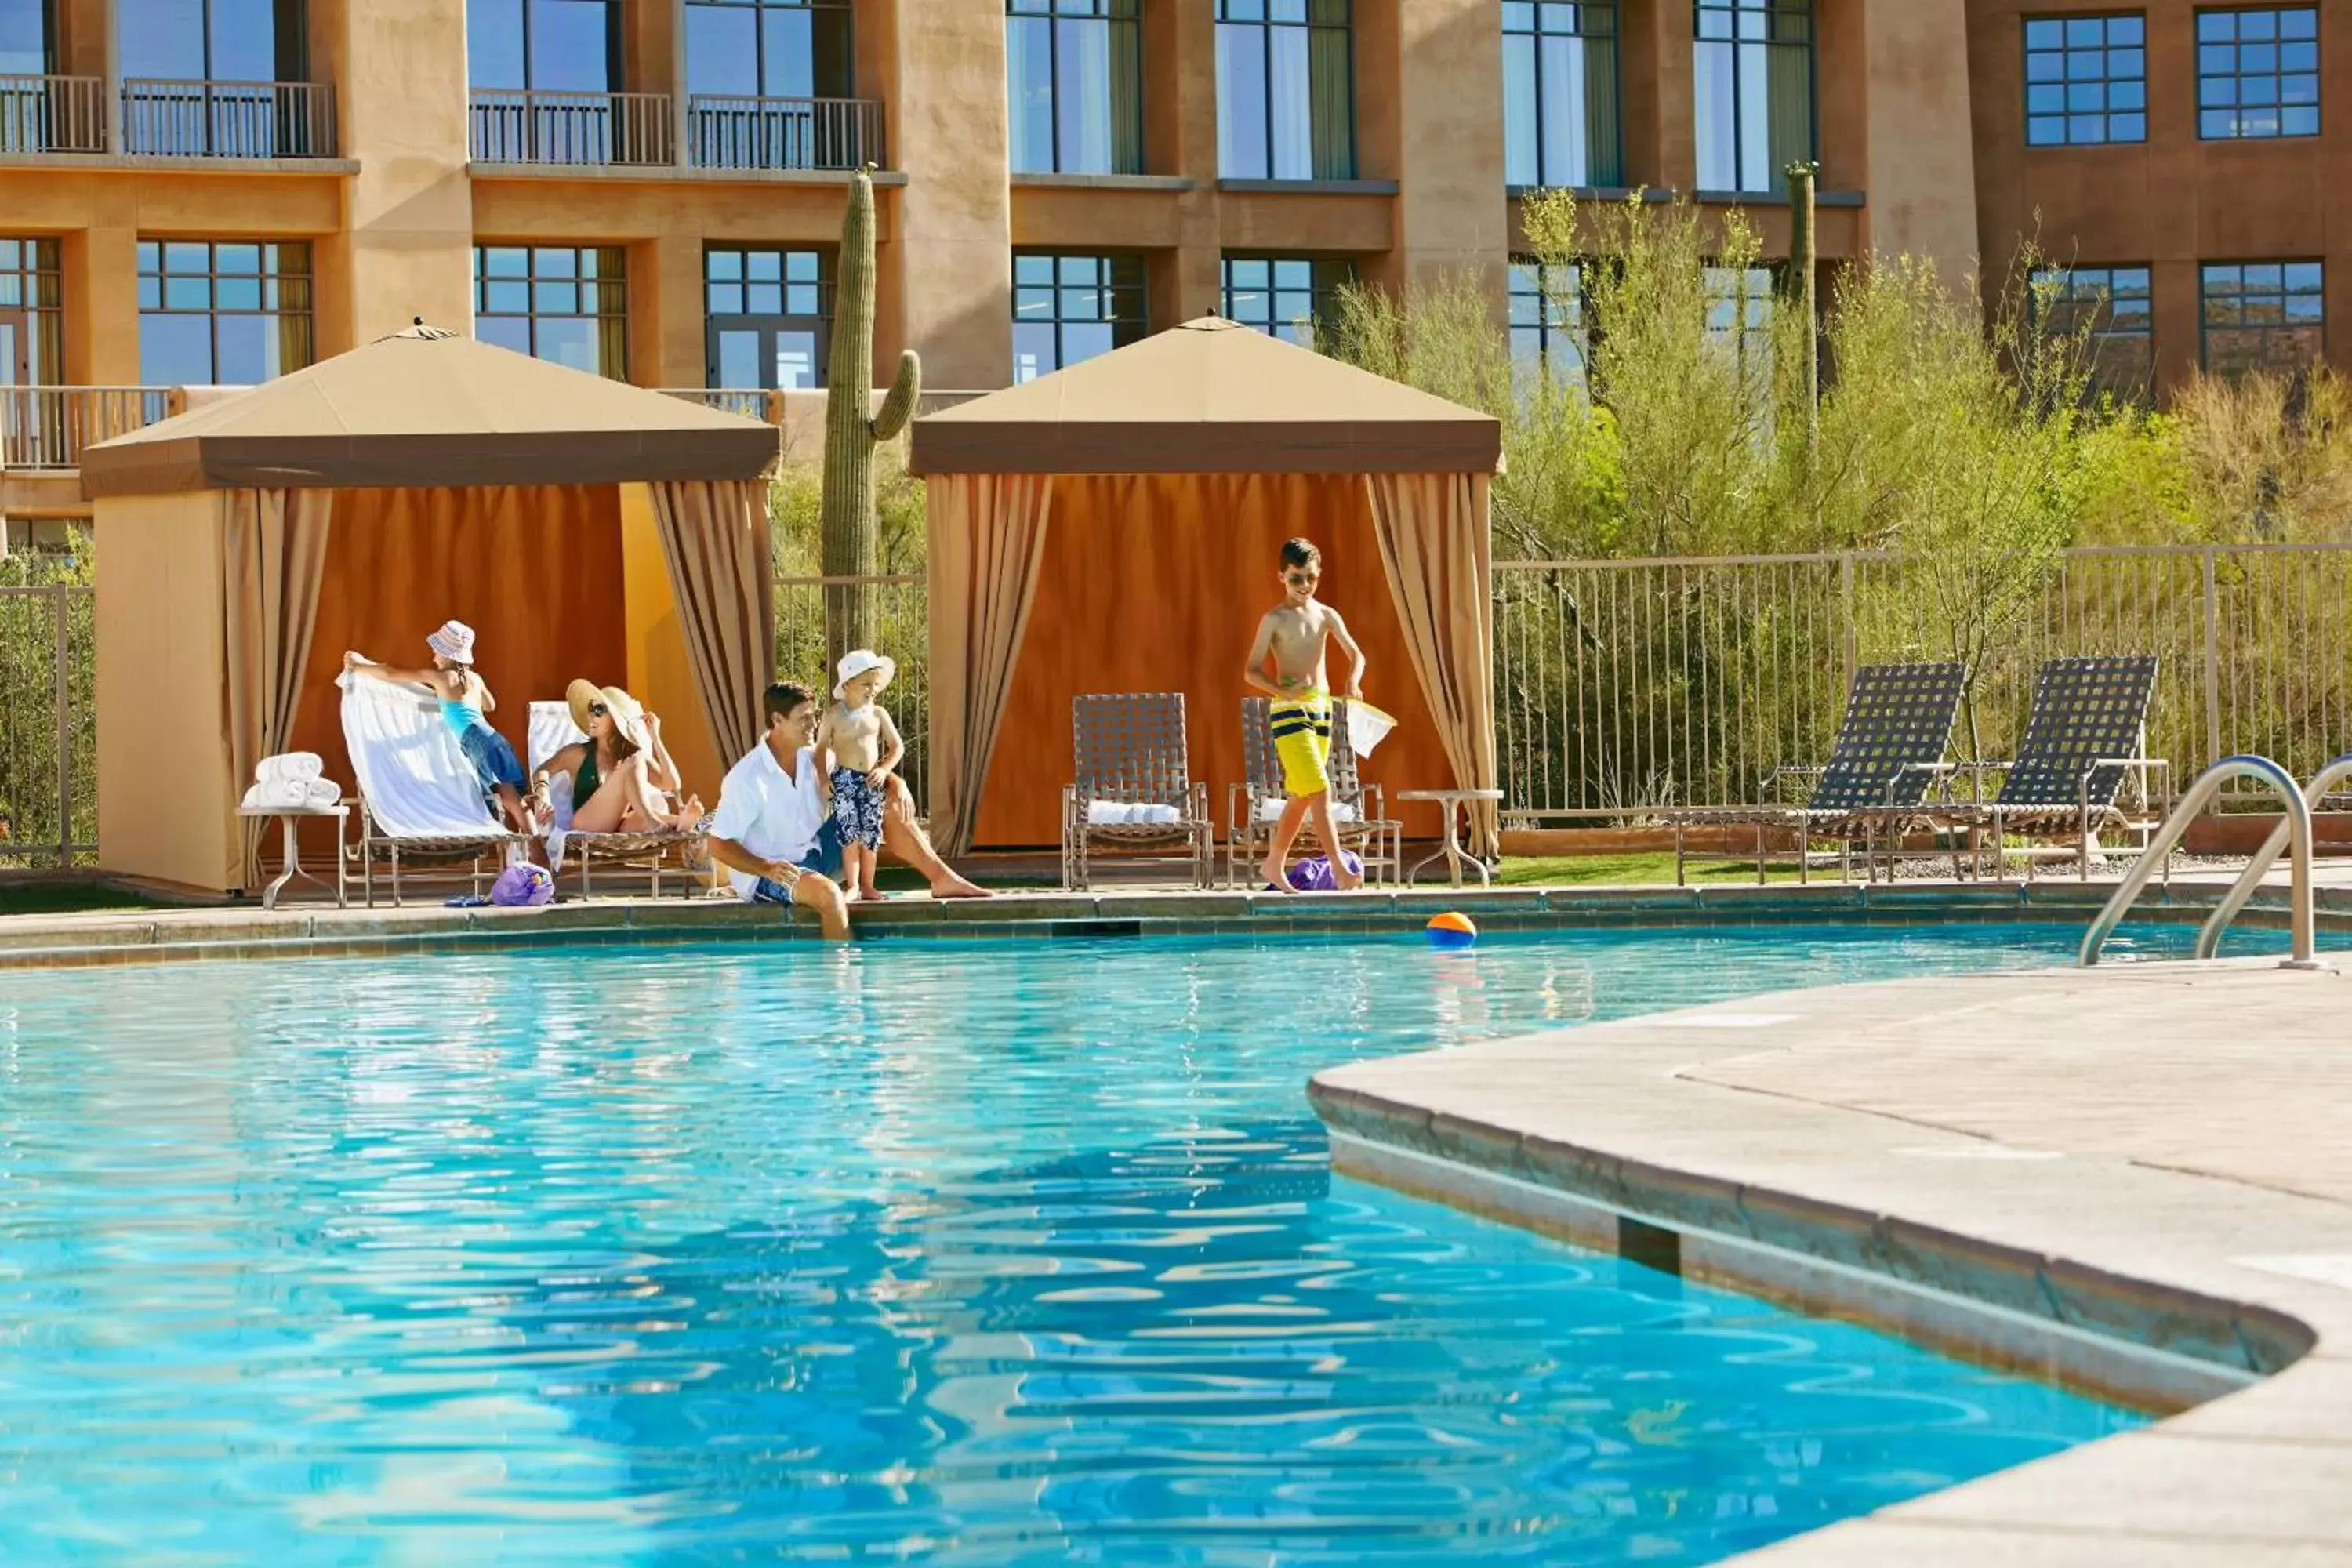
[1226,696,1403,888]
[1672,662,1966,884]
[527,699,706,899]
[338,671,525,906]
[1949,655,2169,880]
[1062,692,1214,891]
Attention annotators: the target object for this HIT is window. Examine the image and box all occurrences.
[1693,0,1812,194]
[2032,265,2153,400]
[136,239,312,385]
[1504,2,1621,189]
[706,246,828,390]
[1007,0,1142,176]
[119,0,304,82]
[0,237,62,388]
[473,245,629,379]
[1221,255,1352,347]
[1705,263,1773,383]
[1216,0,1353,180]
[2201,260,2324,375]
[0,0,55,75]
[686,0,852,97]
[2025,14,2147,146]
[466,0,619,90]
[1509,260,1585,383]
[2197,8,2318,139]
[1011,253,1145,381]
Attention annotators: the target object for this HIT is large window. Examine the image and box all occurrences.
[474,244,628,380]
[467,0,618,90]
[0,238,61,388]
[1221,255,1352,347]
[686,0,852,98]
[2025,14,2147,147]
[706,245,827,390]
[1007,0,1142,176]
[2201,260,2323,376]
[120,0,303,82]
[1216,0,1353,181]
[1011,253,1145,382]
[2197,7,2318,140]
[1693,0,1811,194]
[0,0,55,74]
[2033,264,2153,401]
[137,239,312,385]
[1504,2,1621,189]
[1509,260,1585,385]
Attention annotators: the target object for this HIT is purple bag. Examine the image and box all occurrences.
[490,862,554,907]
[1285,851,1365,891]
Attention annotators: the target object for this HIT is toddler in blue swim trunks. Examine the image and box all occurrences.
[344,619,543,837]
[814,648,903,903]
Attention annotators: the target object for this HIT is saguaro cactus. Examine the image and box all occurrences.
[820,165,920,662]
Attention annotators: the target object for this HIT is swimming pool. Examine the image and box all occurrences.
[0,924,2176,1563]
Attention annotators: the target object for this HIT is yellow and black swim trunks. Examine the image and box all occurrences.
[1269,691,1333,798]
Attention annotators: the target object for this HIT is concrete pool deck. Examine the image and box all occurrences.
[1311,958,2352,1566]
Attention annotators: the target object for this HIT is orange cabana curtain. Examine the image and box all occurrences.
[649,478,775,766]
[927,472,1054,855]
[223,485,333,887]
[1365,471,1499,853]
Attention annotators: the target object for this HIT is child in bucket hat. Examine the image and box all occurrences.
[814,648,902,902]
[344,619,543,836]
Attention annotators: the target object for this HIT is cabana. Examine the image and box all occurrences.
[909,316,1501,855]
[79,325,779,895]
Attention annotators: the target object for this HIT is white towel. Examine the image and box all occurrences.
[338,671,508,840]
[255,752,325,784]
[1087,800,1181,826]
[241,779,307,809]
[1255,797,1359,824]
[303,778,340,808]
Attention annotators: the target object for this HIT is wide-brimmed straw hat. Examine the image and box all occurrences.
[568,679,648,750]
[833,648,895,702]
[565,677,608,735]
[426,619,475,663]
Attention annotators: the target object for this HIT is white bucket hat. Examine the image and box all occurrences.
[426,619,476,663]
[833,648,895,702]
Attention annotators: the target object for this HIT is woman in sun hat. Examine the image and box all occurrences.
[531,679,703,836]
[343,619,543,835]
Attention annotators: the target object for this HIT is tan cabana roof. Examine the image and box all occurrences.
[80,325,781,496]
[909,316,1502,476]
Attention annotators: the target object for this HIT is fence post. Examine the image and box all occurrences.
[2201,547,2221,766]
[1838,551,1856,695]
[53,583,71,867]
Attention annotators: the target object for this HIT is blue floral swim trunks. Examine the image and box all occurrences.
[830,768,885,850]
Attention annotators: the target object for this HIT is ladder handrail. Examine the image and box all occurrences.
[2195,752,2352,959]
[2079,754,2316,968]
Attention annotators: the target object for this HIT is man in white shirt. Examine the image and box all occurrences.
[706,681,986,940]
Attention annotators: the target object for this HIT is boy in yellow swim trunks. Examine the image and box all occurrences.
[1243,537,1367,893]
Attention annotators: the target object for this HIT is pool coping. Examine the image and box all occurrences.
[2,877,2347,969]
[1308,960,2352,1566]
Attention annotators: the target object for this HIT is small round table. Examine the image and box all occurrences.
[239,803,349,910]
[1396,788,1504,888]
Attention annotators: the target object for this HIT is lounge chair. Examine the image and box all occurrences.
[1062,692,1214,891]
[338,671,524,906]
[1226,696,1403,888]
[528,698,706,899]
[1947,655,2169,880]
[1670,662,1967,884]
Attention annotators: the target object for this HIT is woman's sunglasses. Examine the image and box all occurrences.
[589,702,609,718]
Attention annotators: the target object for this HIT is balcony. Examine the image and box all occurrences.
[0,387,178,472]
[121,78,337,158]
[0,74,107,153]
[470,89,675,167]
[687,96,881,172]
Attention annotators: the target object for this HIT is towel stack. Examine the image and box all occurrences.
[242,753,341,811]
[1084,800,1183,826]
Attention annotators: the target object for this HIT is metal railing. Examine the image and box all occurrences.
[470,89,674,165]
[2196,753,2352,959]
[0,73,106,152]
[2079,755,2318,968]
[774,573,930,816]
[1497,543,2352,820]
[688,94,882,171]
[0,387,178,471]
[0,574,94,868]
[660,387,783,421]
[122,78,336,158]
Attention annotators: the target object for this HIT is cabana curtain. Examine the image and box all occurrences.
[223,486,333,887]
[1365,471,1499,853]
[927,472,1055,855]
[650,479,775,767]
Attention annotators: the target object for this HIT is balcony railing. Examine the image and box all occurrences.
[0,74,107,153]
[122,78,336,158]
[470,89,674,166]
[0,387,178,471]
[688,95,881,171]
[660,387,783,421]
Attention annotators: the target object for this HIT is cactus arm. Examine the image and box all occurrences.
[869,351,921,441]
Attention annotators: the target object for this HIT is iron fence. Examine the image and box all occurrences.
[121,78,336,158]
[469,89,673,166]
[0,73,106,152]
[0,577,95,866]
[774,574,931,817]
[687,94,882,170]
[0,387,178,470]
[1497,543,2352,819]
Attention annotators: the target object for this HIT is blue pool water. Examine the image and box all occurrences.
[0,923,2183,1563]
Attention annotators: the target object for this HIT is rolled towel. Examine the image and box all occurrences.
[303,778,341,808]
[256,752,325,784]
[241,779,309,810]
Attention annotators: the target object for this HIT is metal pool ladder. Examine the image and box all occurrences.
[2078,753,2328,969]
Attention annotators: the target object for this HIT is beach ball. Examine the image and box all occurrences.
[1426,912,1478,950]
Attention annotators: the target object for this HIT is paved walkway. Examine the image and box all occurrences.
[1311,959,2352,1566]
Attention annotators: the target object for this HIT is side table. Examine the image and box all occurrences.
[239,803,349,910]
[1396,788,1504,888]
